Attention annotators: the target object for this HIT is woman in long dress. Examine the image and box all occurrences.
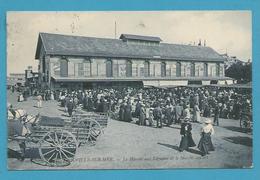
[193,103,201,123]
[198,118,215,156]
[124,101,132,122]
[119,102,125,121]
[37,94,43,108]
[179,119,196,152]
[139,104,146,126]
[50,91,54,100]
[18,94,24,102]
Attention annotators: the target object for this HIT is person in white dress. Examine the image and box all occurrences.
[193,103,201,123]
[198,118,215,156]
[37,94,43,108]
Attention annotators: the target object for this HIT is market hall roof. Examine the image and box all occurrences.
[35,33,225,62]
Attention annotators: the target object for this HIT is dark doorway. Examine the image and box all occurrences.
[188,80,202,85]
[210,80,218,84]
[83,82,93,89]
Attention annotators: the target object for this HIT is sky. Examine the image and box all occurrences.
[7,11,251,74]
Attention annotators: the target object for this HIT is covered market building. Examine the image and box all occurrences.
[35,32,232,89]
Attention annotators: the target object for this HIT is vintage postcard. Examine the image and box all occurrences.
[6,11,252,170]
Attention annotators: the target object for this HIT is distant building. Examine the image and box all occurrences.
[7,73,25,87]
[25,68,39,88]
[35,33,232,89]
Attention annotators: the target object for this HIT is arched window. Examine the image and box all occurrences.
[176,62,181,77]
[60,58,68,77]
[216,63,220,77]
[190,62,195,77]
[144,61,150,77]
[106,59,113,77]
[161,62,166,77]
[126,60,132,77]
[83,59,92,77]
[204,63,208,77]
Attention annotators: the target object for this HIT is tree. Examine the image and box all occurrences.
[225,62,252,83]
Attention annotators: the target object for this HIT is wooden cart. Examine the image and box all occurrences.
[8,111,108,167]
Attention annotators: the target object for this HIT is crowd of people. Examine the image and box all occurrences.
[44,86,252,127]
[11,84,252,156]
[13,84,252,127]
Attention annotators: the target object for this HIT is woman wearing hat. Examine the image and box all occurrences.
[179,118,196,152]
[198,118,215,156]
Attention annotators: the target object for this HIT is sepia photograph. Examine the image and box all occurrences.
[6,11,252,170]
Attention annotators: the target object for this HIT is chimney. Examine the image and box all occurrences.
[114,21,117,39]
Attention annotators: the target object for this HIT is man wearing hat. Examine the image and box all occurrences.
[165,104,173,126]
[134,100,141,118]
[139,103,146,125]
[153,103,163,128]
[119,101,125,121]
[214,102,221,126]
[198,118,215,156]
[67,98,74,117]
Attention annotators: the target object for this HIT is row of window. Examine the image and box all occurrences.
[54,59,222,78]
[126,40,160,46]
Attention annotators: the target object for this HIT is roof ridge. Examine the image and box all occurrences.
[39,32,122,42]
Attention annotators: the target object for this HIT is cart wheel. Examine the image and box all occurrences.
[77,119,102,146]
[38,130,78,167]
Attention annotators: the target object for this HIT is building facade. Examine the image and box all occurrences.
[7,73,25,87]
[25,68,39,89]
[35,33,231,89]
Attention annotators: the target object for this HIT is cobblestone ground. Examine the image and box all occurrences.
[7,90,253,170]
